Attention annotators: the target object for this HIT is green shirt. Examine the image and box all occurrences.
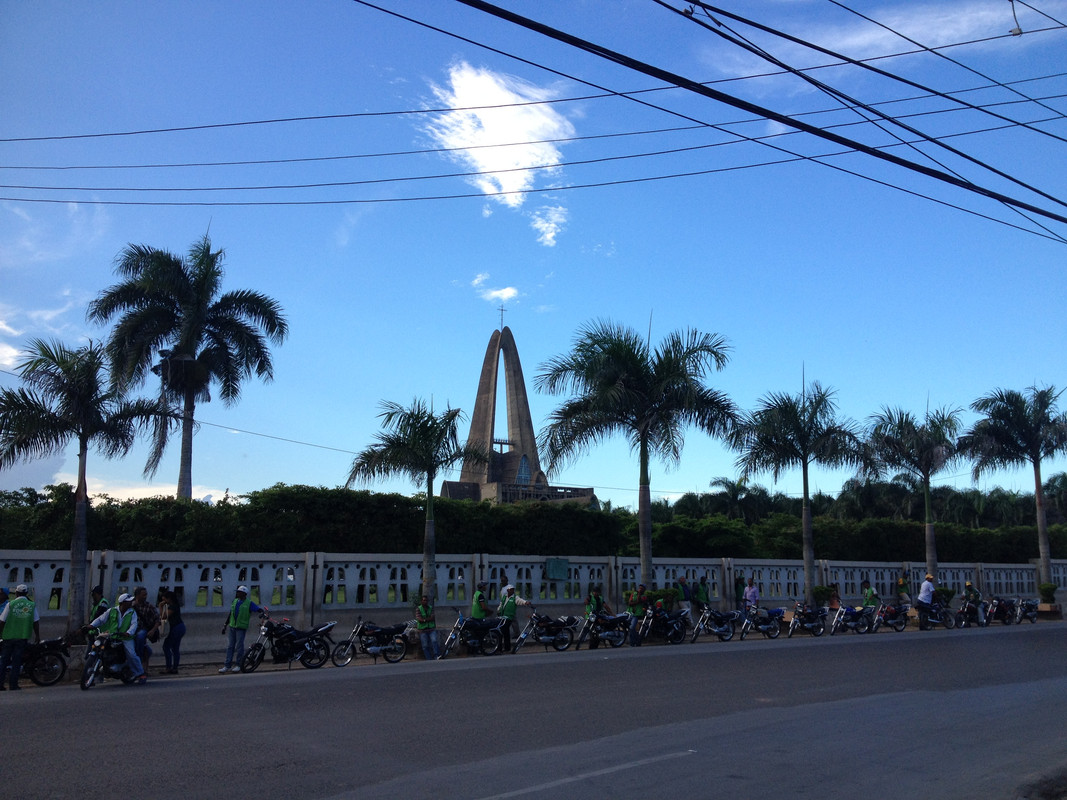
[2,596,35,640]
[862,587,879,607]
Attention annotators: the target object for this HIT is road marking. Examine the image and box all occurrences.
[475,750,696,799]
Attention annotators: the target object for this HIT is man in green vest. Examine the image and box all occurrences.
[88,592,146,684]
[471,581,491,620]
[694,575,711,611]
[626,583,648,646]
[89,584,109,622]
[497,584,530,653]
[0,584,40,690]
[415,594,440,660]
[220,585,266,673]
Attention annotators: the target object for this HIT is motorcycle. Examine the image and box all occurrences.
[576,610,630,649]
[439,609,509,658]
[240,611,337,672]
[1015,598,1039,624]
[0,635,71,687]
[637,605,689,645]
[955,598,988,628]
[870,601,909,633]
[331,616,415,666]
[80,632,138,689]
[987,596,1017,625]
[690,605,740,643]
[786,601,827,638]
[829,605,871,635]
[512,606,575,653]
[917,600,956,630]
[738,606,785,640]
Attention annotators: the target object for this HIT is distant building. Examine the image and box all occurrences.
[440,326,597,507]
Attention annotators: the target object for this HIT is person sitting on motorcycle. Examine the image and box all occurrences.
[962,581,985,626]
[626,583,648,646]
[916,573,936,630]
[471,581,492,620]
[87,592,146,684]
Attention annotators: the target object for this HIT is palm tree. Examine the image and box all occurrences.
[866,406,962,578]
[536,320,736,586]
[346,399,487,600]
[964,386,1067,585]
[732,382,861,605]
[0,339,168,629]
[87,234,288,499]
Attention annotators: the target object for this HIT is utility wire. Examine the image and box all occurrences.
[450,0,1067,226]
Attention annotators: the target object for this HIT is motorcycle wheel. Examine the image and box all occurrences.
[440,632,457,659]
[1002,614,1013,626]
[765,619,781,639]
[891,618,907,632]
[28,652,67,687]
[666,623,686,645]
[481,630,503,656]
[383,636,407,664]
[854,616,869,634]
[551,629,574,652]
[811,620,825,637]
[787,619,797,638]
[300,637,330,668]
[80,653,100,690]
[739,623,748,641]
[955,612,966,628]
[943,614,956,630]
[604,630,625,648]
[717,622,736,643]
[331,641,356,668]
[511,634,527,655]
[241,642,266,673]
[690,624,703,644]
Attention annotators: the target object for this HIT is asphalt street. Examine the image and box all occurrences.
[5,621,1067,800]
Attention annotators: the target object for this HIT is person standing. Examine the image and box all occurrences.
[861,580,879,608]
[694,575,711,612]
[0,584,40,691]
[897,573,912,605]
[626,583,648,646]
[734,573,746,611]
[675,576,692,615]
[220,585,266,673]
[415,594,440,660]
[159,590,185,674]
[132,586,161,670]
[743,577,760,610]
[497,584,529,653]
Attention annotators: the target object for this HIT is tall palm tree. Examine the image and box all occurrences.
[732,382,861,605]
[346,399,487,600]
[87,234,288,499]
[866,406,962,578]
[536,320,736,586]
[964,386,1067,585]
[0,339,168,629]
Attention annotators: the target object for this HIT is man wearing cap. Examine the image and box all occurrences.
[89,585,109,622]
[88,592,146,684]
[963,580,986,626]
[471,581,491,620]
[220,585,266,673]
[0,584,40,690]
[626,583,648,646]
[496,584,530,652]
[916,573,937,630]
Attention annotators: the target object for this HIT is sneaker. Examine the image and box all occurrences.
[135,675,147,685]
[229,665,242,673]
[218,666,230,673]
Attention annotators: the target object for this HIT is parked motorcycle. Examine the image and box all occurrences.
[917,600,956,630]
[512,606,575,653]
[870,601,909,633]
[576,610,630,649]
[1015,598,1039,624]
[690,606,740,643]
[240,611,337,672]
[738,606,785,640]
[786,601,827,638]
[80,632,138,689]
[0,635,71,687]
[986,596,1017,625]
[955,598,988,628]
[637,605,689,645]
[331,616,414,666]
[439,609,509,658]
[829,605,874,635]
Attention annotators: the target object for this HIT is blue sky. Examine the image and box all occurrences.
[2,0,1066,511]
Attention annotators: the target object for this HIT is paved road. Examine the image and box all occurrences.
[6,622,1067,799]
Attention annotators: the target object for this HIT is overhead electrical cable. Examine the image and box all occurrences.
[449,0,1067,226]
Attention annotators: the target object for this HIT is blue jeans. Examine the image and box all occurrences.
[225,626,247,668]
[122,638,145,677]
[134,630,153,664]
[0,638,28,688]
[419,629,440,660]
[164,622,186,669]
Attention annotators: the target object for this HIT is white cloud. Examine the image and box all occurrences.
[0,341,20,369]
[424,62,575,218]
[529,205,568,247]
[479,286,519,303]
[471,272,489,287]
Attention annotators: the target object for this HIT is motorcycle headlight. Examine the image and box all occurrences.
[94,637,104,647]
[260,625,268,634]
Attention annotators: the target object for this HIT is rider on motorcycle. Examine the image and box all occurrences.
[87,593,146,684]
[916,574,936,630]
[962,581,986,626]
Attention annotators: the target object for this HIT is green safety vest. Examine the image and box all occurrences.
[100,607,137,640]
[626,591,645,615]
[498,594,517,619]
[416,604,435,630]
[2,596,35,640]
[228,598,253,629]
[694,582,710,604]
[471,591,488,620]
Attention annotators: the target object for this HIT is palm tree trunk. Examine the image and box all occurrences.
[923,478,938,578]
[1033,461,1052,585]
[638,437,652,586]
[801,462,815,606]
[422,473,437,601]
[69,437,90,631]
[177,388,195,499]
